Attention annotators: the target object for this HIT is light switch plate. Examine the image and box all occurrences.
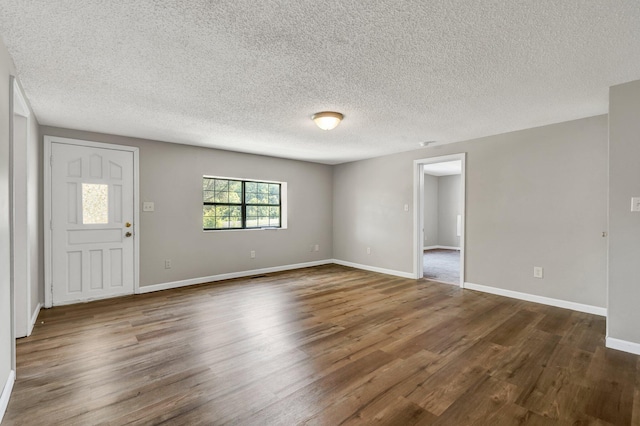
[143,201,155,212]
[631,197,640,212]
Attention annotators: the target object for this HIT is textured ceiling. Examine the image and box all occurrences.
[1,1,640,164]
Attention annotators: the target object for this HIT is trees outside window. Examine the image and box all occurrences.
[203,177,281,230]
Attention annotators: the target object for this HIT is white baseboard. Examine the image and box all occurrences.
[28,303,42,336]
[463,282,607,316]
[332,259,415,279]
[139,259,334,294]
[0,370,15,424]
[423,245,460,251]
[606,337,640,355]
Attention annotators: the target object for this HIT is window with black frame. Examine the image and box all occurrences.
[203,177,281,230]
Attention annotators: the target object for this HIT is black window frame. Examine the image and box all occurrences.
[203,177,282,231]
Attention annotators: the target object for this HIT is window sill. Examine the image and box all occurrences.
[203,227,286,233]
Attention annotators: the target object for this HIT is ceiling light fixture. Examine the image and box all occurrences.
[312,111,344,130]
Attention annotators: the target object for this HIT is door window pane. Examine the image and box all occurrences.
[82,183,109,224]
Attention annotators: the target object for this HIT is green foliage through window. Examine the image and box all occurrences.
[203,177,281,230]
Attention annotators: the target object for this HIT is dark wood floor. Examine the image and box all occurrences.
[4,265,639,425]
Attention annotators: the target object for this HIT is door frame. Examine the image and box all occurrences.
[44,136,140,308]
[11,77,30,338]
[413,153,466,286]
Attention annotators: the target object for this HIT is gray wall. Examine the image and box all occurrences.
[423,174,461,248]
[41,127,333,287]
[608,80,640,343]
[0,34,15,398]
[423,174,438,246]
[334,115,608,308]
[437,174,461,248]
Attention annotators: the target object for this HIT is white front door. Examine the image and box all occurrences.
[50,142,135,305]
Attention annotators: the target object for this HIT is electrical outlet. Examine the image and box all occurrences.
[367,247,371,255]
[143,201,155,212]
[314,244,319,252]
[250,250,256,259]
[533,266,543,279]
[164,259,172,269]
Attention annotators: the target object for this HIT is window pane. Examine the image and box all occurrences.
[214,180,229,191]
[214,191,228,203]
[215,206,230,217]
[203,179,215,191]
[258,216,270,227]
[245,192,257,203]
[82,183,109,224]
[229,206,241,217]
[257,183,269,194]
[246,217,258,228]
[269,206,280,227]
[203,216,216,229]
[203,190,215,202]
[229,181,242,204]
[246,206,257,216]
[245,181,257,193]
[229,192,241,203]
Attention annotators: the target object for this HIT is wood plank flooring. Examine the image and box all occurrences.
[4,265,639,425]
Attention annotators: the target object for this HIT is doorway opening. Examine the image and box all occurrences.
[413,154,466,286]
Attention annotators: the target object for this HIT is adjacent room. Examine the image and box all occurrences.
[422,160,462,285]
[1,1,640,424]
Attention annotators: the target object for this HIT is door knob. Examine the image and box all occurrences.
[125,232,132,237]
[125,222,132,228]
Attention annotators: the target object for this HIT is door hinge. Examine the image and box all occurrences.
[50,220,52,230]
[50,155,53,166]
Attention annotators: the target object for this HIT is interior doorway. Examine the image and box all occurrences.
[423,160,461,284]
[413,154,466,286]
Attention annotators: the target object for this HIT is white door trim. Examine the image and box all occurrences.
[413,153,466,286]
[44,136,140,308]
[10,75,31,368]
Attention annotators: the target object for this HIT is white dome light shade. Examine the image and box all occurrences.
[312,111,344,130]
